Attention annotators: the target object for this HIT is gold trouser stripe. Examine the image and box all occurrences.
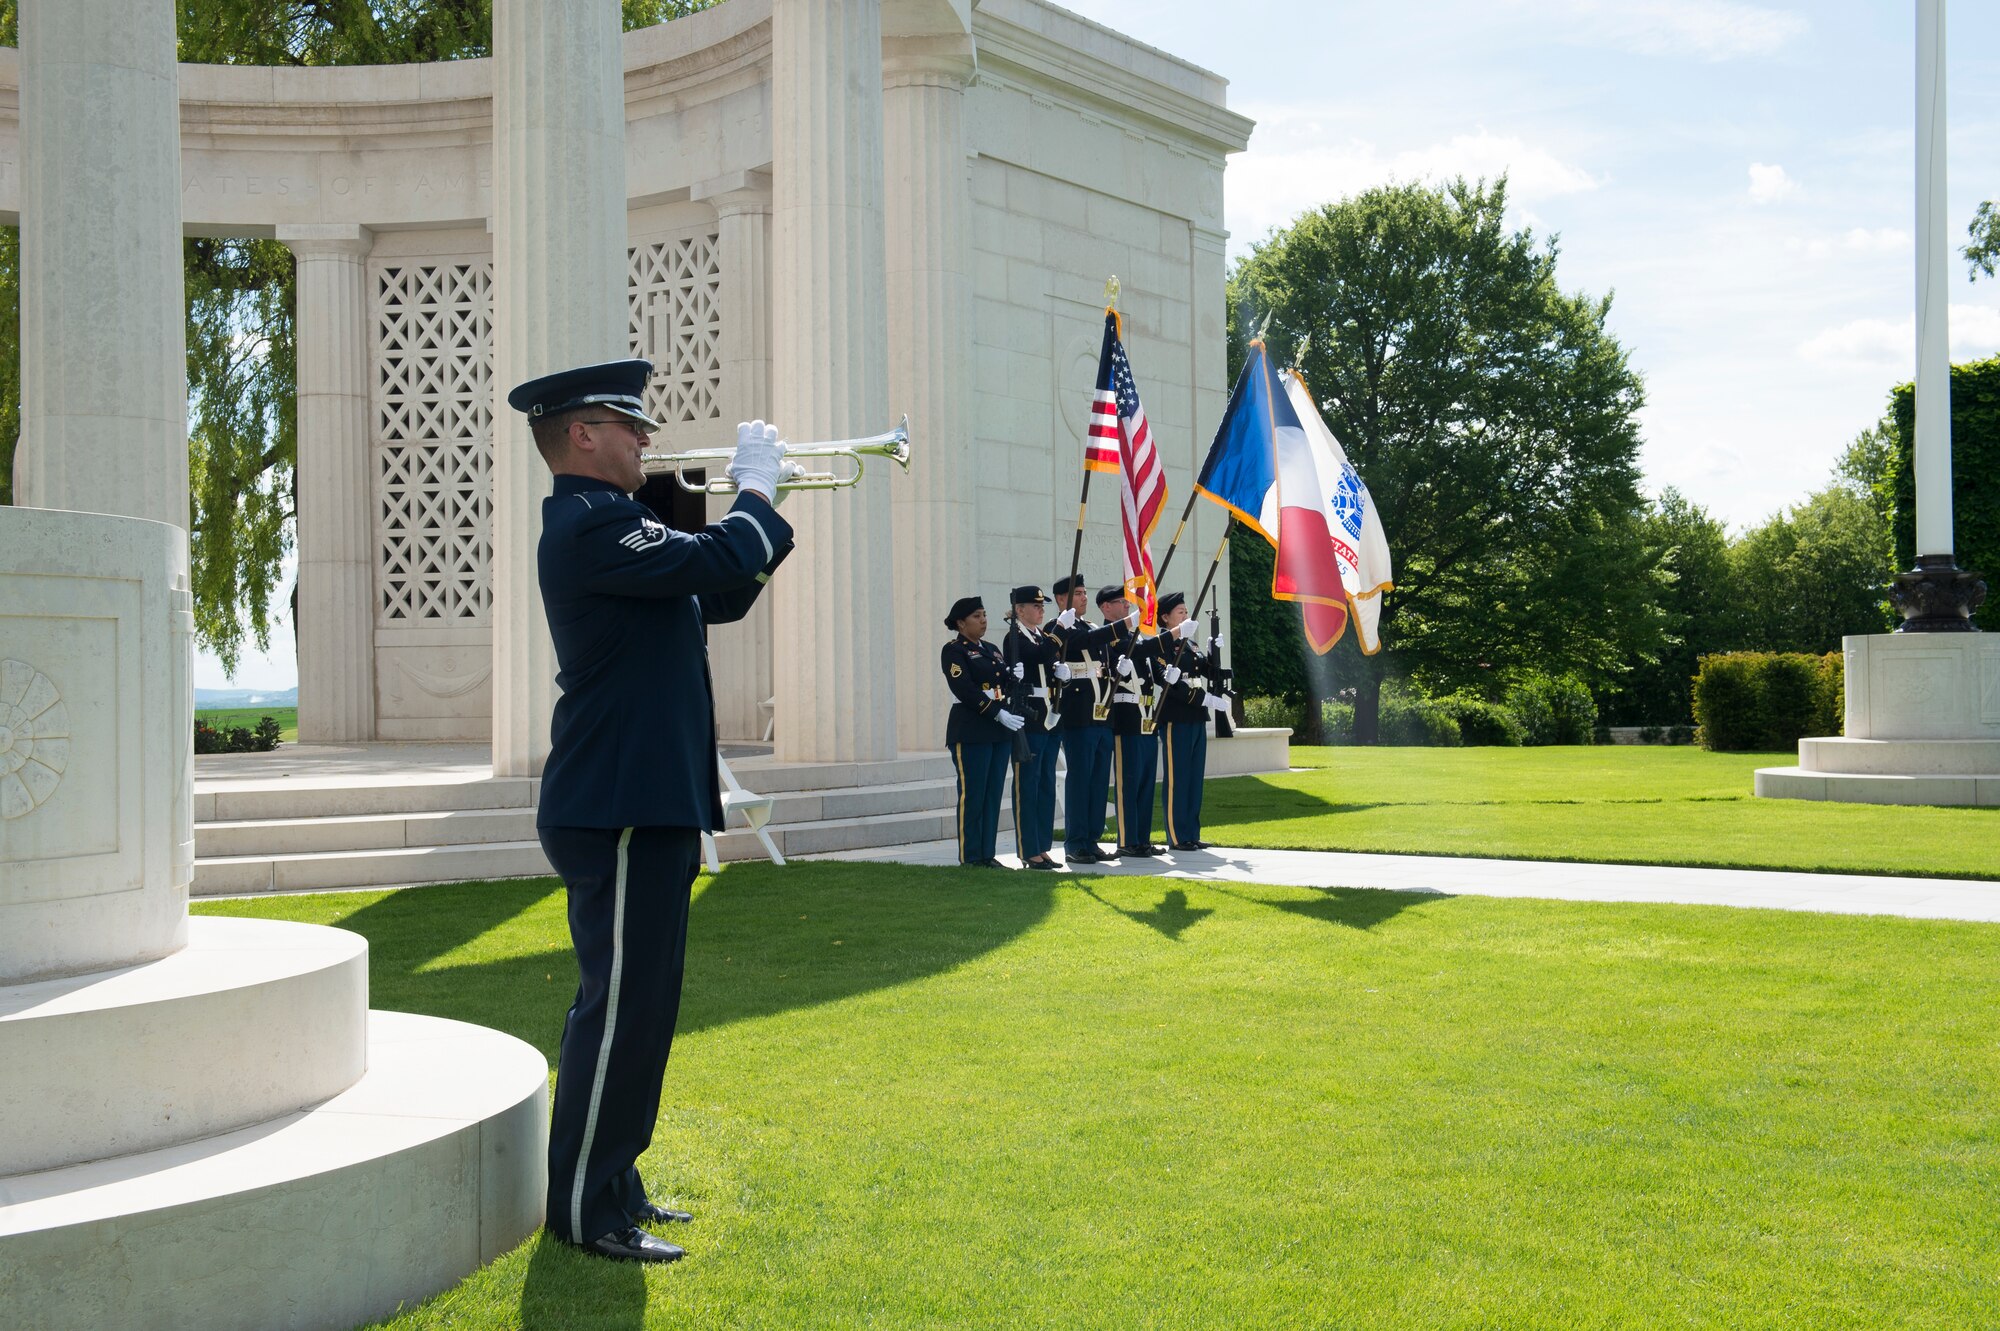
[1113,734,1127,847]
[954,743,968,862]
[1164,725,1177,847]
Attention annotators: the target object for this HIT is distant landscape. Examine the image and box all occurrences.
[194,687,298,708]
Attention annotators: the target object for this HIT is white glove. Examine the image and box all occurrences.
[1211,634,1225,651]
[1056,607,1078,629]
[997,709,1026,732]
[726,419,786,499]
[1204,692,1228,712]
[1054,662,1073,682]
[1163,665,1183,685]
[1125,607,1141,628]
[766,460,806,509]
[1116,656,1135,679]
[1011,663,1025,681]
[1173,618,1199,640]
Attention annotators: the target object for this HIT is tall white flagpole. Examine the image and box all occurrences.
[1913,0,1952,559]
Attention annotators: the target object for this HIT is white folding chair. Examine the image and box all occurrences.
[702,752,785,872]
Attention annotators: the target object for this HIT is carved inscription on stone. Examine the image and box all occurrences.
[0,659,67,819]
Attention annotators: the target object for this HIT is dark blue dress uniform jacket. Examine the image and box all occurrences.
[1157,634,1219,724]
[941,636,1013,746]
[537,475,793,831]
[1045,617,1118,729]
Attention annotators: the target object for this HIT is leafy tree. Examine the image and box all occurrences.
[1599,489,1734,726]
[1886,354,2000,588]
[0,0,716,670]
[1967,201,1998,281]
[1225,177,1667,741]
[1728,486,1892,653]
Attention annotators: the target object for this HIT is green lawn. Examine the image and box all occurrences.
[198,864,2000,1329]
[195,705,299,743]
[1197,746,1999,879]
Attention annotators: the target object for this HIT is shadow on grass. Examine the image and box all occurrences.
[1195,775,1388,822]
[1074,881,1215,941]
[519,1231,644,1330]
[332,862,1060,1062]
[1214,882,1443,931]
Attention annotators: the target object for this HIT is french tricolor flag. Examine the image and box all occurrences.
[1195,341,1393,654]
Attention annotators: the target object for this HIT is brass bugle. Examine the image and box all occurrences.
[640,415,912,495]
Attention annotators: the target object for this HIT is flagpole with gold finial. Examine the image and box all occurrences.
[1156,311,1273,591]
[1066,275,1121,596]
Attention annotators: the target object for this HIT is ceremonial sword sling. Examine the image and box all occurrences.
[641,416,913,493]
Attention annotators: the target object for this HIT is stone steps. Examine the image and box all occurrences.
[1752,766,1999,806]
[0,1008,547,1331]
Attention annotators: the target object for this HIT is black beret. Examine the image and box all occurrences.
[1095,584,1127,607]
[945,595,984,628]
[1158,591,1186,616]
[506,358,662,430]
[1052,574,1087,597]
[1009,585,1049,606]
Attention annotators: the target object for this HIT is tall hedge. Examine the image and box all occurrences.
[1692,652,1842,751]
[1888,354,1999,584]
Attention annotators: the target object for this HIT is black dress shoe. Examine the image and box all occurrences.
[1067,848,1099,864]
[630,1201,693,1225]
[581,1226,684,1263]
[1028,856,1060,871]
[1115,846,1149,858]
[981,858,1013,870]
[1195,840,1214,850]
[1140,844,1167,857]
[1171,841,1201,852]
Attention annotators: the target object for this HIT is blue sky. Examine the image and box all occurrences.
[199,0,2000,689]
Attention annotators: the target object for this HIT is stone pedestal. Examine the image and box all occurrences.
[489,0,629,777]
[1755,633,2000,806]
[283,225,378,743]
[884,42,975,754]
[769,0,900,763]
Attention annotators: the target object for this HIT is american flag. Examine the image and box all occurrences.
[1090,310,1167,633]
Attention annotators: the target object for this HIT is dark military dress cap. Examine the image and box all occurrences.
[945,595,984,628]
[1157,591,1186,616]
[1052,574,1087,597]
[1009,585,1050,606]
[1095,584,1127,607]
[506,358,663,431]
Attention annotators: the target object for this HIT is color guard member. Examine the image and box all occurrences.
[1046,573,1120,863]
[942,595,1024,867]
[1155,591,1219,851]
[1102,586,1163,858]
[1002,585,1063,870]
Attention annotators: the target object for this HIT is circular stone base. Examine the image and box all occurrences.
[0,1010,549,1331]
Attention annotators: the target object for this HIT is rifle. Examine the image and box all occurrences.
[999,611,1035,765]
[1208,606,1236,739]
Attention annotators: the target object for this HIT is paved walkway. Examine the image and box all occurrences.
[815,839,2000,923]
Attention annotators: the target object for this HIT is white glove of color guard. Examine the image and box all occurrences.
[1125,607,1141,628]
[1054,662,1073,682]
[1011,663,1025,680]
[1163,665,1183,685]
[1173,617,1200,640]
[997,709,1026,732]
[1116,656,1135,679]
[1204,692,1228,712]
[727,420,786,500]
[1055,607,1078,629]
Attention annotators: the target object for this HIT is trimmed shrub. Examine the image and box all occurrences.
[1667,724,1694,745]
[1441,694,1526,746]
[1242,695,1301,731]
[1504,671,1599,745]
[193,715,282,755]
[1317,700,1357,744]
[1379,694,1462,746]
[1638,725,1663,745]
[1692,652,1842,750]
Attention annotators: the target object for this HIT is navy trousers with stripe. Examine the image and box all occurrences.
[953,740,1010,864]
[1061,725,1115,856]
[1112,731,1159,849]
[540,823,701,1244]
[1162,720,1208,847]
[1012,726,1061,860]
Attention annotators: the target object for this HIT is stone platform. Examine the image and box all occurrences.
[192,729,1291,894]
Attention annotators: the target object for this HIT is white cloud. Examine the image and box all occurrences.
[1781,227,1910,259]
[1747,161,1799,204]
[1225,117,1599,251]
[1796,304,2000,369]
[1530,0,1808,60]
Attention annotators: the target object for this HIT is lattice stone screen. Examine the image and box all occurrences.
[628,232,722,428]
[373,262,494,624]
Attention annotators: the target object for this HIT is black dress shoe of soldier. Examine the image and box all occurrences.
[1171,841,1201,852]
[630,1201,693,1225]
[1028,856,1060,871]
[1115,845,1150,858]
[980,858,1013,870]
[582,1226,684,1263]
[1067,848,1099,864]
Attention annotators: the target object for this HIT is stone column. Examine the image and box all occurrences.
[698,174,777,742]
[884,42,975,754]
[490,0,630,776]
[281,225,377,743]
[13,0,186,527]
[770,0,899,763]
